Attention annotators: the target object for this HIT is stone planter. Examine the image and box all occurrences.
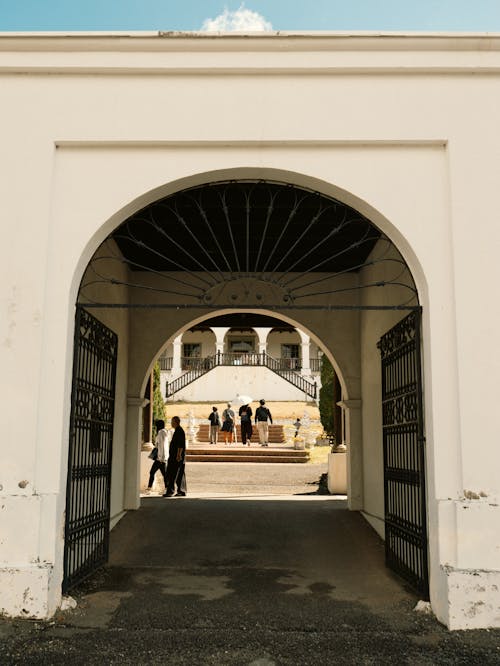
[293,436,306,450]
[327,451,347,495]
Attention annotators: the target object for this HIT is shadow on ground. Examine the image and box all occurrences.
[1,498,499,665]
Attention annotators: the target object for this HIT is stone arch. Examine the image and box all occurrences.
[64,168,430,606]
[70,166,428,316]
[137,308,349,401]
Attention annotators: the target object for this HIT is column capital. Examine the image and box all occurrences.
[252,327,273,346]
[127,396,149,408]
[211,326,231,344]
[297,329,310,345]
[337,399,361,410]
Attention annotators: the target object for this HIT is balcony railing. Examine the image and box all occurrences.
[158,356,173,371]
[164,352,318,399]
[160,355,321,372]
[310,358,322,372]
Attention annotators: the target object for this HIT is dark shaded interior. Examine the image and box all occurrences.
[189,313,295,332]
[112,181,380,275]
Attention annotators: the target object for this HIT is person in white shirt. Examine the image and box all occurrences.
[147,419,170,493]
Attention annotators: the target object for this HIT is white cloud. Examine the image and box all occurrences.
[201,4,273,32]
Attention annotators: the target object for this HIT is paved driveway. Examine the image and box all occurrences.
[1,465,499,664]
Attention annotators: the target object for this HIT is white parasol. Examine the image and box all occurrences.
[232,394,253,405]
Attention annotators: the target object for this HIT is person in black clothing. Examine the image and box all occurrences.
[255,399,273,447]
[163,416,187,497]
[208,406,220,444]
[238,403,253,446]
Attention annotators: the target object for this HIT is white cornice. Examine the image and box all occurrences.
[54,139,447,149]
[1,32,500,74]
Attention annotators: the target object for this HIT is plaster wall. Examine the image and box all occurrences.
[0,33,499,628]
[166,365,313,403]
[179,329,216,357]
[266,331,302,360]
[78,242,130,526]
[358,242,417,537]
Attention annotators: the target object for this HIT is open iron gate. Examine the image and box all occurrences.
[63,307,118,593]
[378,311,429,598]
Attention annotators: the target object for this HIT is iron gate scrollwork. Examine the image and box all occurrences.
[63,307,118,593]
[378,310,429,597]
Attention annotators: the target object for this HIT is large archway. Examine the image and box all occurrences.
[65,178,427,600]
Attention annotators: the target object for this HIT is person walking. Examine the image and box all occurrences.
[255,399,273,447]
[293,417,301,437]
[163,416,187,497]
[221,403,235,444]
[208,406,220,445]
[147,419,169,493]
[239,403,253,446]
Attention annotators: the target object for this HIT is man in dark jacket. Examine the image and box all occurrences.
[163,416,187,497]
[255,399,273,447]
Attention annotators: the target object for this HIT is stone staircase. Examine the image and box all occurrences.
[196,423,286,444]
[186,446,309,463]
[165,352,317,399]
[186,424,309,463]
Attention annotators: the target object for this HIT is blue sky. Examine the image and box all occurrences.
[0,1,500,32]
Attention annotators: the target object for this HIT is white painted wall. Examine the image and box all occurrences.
[180,329,216,357]
[359,241,417,537]
[78,242,130,526]
[267,330,301,360]
[167,365,315,403]
[0,33,499,628]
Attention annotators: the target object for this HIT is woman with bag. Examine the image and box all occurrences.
[146,419,169,493]
[221,403,235,444]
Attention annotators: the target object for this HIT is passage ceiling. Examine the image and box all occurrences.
[81,179,418,310]
[112,181,380,275]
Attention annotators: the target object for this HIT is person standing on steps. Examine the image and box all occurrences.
[163,416,187,497]
[221,403,235,444]
[255,399,273,447]
[208,406,220,445]
[239,403,253,446]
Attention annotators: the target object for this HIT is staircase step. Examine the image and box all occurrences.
[196,424,286,443]
[185,446,309,463]
[188,446,307,456]
[186,455,308,463]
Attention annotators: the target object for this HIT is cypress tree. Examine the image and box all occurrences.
[319,355,335,439]
[152,361,166,439]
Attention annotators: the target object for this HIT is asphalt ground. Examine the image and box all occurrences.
[1,463,499,665]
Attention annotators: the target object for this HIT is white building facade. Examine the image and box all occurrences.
[158,322,321,401]
[0,32,499,629]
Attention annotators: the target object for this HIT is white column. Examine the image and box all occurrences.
[253,327,272,356]
[337,399,363,511]
[171,334,182,376]
[124,396,149,510]
[211,327,230,360]
[298,330,311,375]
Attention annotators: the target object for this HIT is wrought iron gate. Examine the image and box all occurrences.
[378,311,429,597]
[63,307,118,593]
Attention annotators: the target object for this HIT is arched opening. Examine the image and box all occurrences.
[65,178,427,601]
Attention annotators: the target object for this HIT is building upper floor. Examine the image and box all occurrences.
[158,314,323,378]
